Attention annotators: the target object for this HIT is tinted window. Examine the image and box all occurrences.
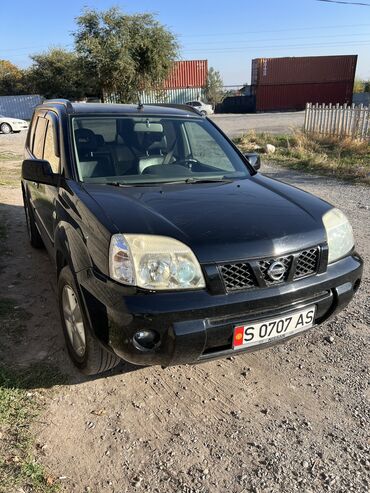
[33,118,48,159]
[44,120,60,173]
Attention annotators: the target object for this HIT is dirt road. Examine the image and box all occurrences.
[210,112,305,137]
[0,133,369,493]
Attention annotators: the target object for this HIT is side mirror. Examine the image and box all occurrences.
[22,159,59,186]
[244,152,261,171]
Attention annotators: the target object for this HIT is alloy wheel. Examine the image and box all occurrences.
[62,285,86,357]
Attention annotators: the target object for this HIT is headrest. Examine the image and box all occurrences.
[147,135,167,154]
[75,128,98,152]
[95,134,105,147]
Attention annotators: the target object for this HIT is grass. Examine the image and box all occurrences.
[0,151,22,161]
[0,365,65,493]
[0,218,65,493]
[234,130,370,184]
[0,150,22,187]
[0,165,21,187]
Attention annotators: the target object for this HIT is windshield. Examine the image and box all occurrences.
[72,116,251,185]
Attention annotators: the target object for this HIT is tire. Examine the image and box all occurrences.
[200,110,207,116]
[58,265,121,375]
[22,190,44,248]
[1,122,12,134]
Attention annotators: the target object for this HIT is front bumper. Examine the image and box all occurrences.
[77,253,363,367]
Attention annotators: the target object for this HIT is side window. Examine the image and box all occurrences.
[28,114,39,152]
[33,117,48,159]
[44,119,60,173]
[183,121,234,171]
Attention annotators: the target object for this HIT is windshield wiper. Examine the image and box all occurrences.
[103,177,232,187]
[183,176,232,184]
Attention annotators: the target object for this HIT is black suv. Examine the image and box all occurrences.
[21,100,363,375]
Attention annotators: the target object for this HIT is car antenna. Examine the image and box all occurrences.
[137,95,144,110]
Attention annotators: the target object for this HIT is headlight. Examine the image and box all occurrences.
[109,234,205,290]
[322,208,354,263]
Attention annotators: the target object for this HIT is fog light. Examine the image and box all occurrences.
[133,329,160,351]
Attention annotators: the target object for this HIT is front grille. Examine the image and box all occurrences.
[294,248,319,279]
[220,263,256,291]
[220,247,320,293]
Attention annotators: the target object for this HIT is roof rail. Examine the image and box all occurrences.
[150,103,203,116]
[43,99,73,111]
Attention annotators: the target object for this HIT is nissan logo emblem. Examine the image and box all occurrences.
[267,261,286,281]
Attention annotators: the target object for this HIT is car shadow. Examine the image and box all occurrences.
[0,200,142,390]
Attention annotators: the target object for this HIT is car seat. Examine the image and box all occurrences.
[74,128,116,179]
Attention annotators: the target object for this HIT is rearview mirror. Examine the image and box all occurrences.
[22,159,59,186]
[244,152,261,171]
[134,122,163,133]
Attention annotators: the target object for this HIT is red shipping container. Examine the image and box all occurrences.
[252,55,357,86]
[255,81,354,112]
[163,60,208,89]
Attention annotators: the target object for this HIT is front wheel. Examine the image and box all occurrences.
[0,123,12,134]
[58,266,121,375]
[200,110,207,116]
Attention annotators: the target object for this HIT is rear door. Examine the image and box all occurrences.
[25,114,48,238]
[40,112,60,243]
[25,112,60,249]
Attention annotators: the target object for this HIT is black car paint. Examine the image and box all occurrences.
[21,101,363,367]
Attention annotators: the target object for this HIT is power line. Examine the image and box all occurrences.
[183,31,370,47]
[183,39,370,54]
[178,23,370,38]
[315,0,370,5]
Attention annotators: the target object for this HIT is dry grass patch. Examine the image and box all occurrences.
[234,130,370,184]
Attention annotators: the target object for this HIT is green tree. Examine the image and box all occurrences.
[205,67,224,108]
[28,48,91,100]
[0,60,26,95]
[73,7,178,103]
[353,78,365,93]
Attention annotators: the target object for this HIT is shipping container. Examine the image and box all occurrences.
[252,55,357,86]
[163,60,208,89]
[0,94,43,120]
[140,87,205,105]
[254,81,354,112]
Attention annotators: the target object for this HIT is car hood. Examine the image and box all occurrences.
[83,175,331,263]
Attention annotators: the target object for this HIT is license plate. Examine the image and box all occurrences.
[233,306,316,349]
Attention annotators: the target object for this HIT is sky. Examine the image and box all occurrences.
[1,0,370,85]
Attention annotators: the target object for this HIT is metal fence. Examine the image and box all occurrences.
[304,102,370,140]
[0,94,43,120]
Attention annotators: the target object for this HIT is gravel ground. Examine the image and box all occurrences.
[210,112,305,137]
[0,132,369,493]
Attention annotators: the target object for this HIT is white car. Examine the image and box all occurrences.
[185,101,214,116]
[0,114,29,134]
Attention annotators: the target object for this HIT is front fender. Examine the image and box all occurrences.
[54,221,93,274]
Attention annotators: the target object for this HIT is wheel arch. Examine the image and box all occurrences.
[54,222,94,279]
